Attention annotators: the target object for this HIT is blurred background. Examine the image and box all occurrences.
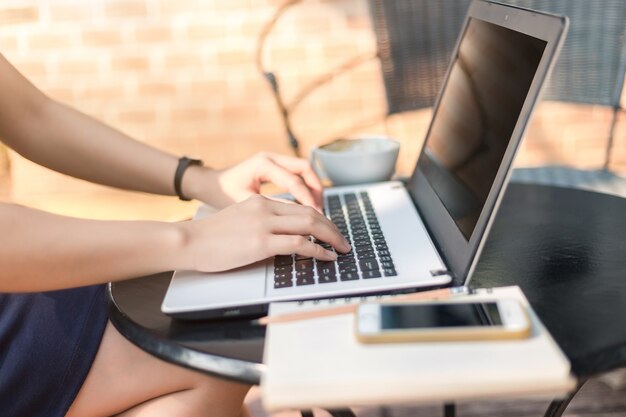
[0,0,624,220]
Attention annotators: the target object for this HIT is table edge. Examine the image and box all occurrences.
[106,283,266,385]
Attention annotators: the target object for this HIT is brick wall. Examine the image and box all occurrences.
[0,0,624,207]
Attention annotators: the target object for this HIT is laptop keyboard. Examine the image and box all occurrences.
[273,191,397,289]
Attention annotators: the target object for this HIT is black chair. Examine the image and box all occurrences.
[368,0,626,168]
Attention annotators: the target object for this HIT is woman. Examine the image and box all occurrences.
[0,54,350,417]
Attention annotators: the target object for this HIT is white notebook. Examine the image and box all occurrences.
[262,286,576,411]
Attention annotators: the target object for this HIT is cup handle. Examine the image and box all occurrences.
[309,147,328,182]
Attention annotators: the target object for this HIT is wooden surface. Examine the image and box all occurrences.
[245,377,626,417]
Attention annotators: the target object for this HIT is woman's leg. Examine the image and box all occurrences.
[66,321,251,417]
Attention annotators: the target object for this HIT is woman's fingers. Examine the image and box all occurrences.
[264,199,345,239]
[265,197,324,216]
[269,235,337,261]
[182,194,353,273]
[265,153,324,207]
[258,160,320,210]
[257,153,323,211]
[268,215,350,253]
[252,196,351,258]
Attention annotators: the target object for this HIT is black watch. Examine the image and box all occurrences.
[174,156,204,201]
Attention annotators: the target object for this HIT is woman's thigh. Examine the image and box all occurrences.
[66,321,251,417]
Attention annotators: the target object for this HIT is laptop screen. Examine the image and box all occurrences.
[417,18,546,240]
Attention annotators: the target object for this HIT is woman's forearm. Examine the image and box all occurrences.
[0,53,191,197]
[7,97,182,196]
[28,99,181,195]
[0,195,350,293]
[0,203,185,292]
[0,54,324,209]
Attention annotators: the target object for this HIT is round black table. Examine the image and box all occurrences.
[108,182,626,398]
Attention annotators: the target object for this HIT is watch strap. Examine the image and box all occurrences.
[174,156,203,201]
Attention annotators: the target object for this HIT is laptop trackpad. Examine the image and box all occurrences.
[164,261,268,311]
[204,261,268,304]
[196,260,267,304]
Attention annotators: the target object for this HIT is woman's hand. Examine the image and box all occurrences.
[175,194,351,273]
[182,152,323,211]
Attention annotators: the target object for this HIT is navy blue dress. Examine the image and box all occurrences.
[0,284,108,417]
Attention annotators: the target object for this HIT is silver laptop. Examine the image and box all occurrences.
[162,0,568,319]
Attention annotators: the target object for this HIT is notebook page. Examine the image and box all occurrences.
[262,286,575,410]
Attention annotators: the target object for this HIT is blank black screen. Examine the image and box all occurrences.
[380,302,502,329]
[417,18,546,239]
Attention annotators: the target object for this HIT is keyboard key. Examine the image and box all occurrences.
[355,246,374,254]
[274,265,292,274]
[338,257,356,265]
[380,260,395,269]
[354,238,372,247]
[338,251,354,260]
[318,273,337,283]
[377,249,391,257]
[375,242,388,251]
[275,255,292,266]
[296,275,315,286]
[352,238,370,247]
[274,272,292,281]
[359,258,379,271]
[355,249,375,259]
[274,279,293,288]
[339,264,358,274]
[383,267,397,277]
[295,259,314,271]
[340,271,359,281]
[317,261,336,276]
[295,254,312,261]
[362,270,382,279]
[352,237,371,246]
[296,270,314,279]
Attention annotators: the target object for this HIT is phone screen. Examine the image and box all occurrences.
[381,302,502,330]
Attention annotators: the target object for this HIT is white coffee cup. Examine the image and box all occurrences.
[309,137,400,186]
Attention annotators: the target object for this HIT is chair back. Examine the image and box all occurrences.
[369,0,626,115]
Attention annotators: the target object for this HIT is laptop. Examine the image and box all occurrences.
[162,0,568,320]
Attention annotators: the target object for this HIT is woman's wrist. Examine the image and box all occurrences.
[154,220,193,272]
[180,165,212,201]
[180,165,229,208]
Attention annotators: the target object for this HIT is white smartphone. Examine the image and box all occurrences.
[355,299,531,343]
